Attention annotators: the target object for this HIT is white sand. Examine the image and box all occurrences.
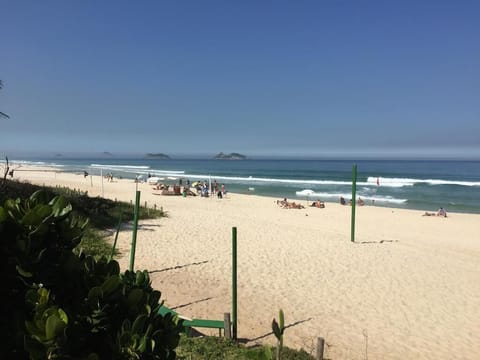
[10,166,480,359]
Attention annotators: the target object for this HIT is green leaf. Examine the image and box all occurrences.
[50,196,72,217]
[107,260,120,275]
[279,309,284,333]
[138,335,147,352]
[271,319,281,340]
[57,308,68,325]
[38,288,50,305]
[88,286,103,303]
[30,190,49,206]
[45,313,65,340]
[127,289,144,306]
[131,315,147,334]
[135,271,146,286]
[264,346,273,360]
[0,206,6,222]
[34,204,53,219]
[21,210,42,226]
[101,275,120,294]
[16,265,33,278]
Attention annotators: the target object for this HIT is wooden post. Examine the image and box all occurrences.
[154,204,157,211]
[144,201,147,208]
[224,313,232,339]
[316,337,325,360]
[109,211,123,261]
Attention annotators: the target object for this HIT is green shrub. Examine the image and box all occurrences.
[0,191,182,359]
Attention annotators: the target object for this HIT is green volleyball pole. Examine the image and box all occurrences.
[232,227,238,340]
[129,191,141,271]
[351,164,357,242]
[109,210,123,261]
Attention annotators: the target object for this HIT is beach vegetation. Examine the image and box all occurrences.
[0,178,165,257]
[176,336,314,359]
[0,179,315,359]
[0,191,182,359]
[272,309,286,360]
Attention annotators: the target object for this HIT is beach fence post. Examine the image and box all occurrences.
[351,164,357,242]
[90,175,93,187]
[224,313,232,339]
[232,227,238,340]
[109,210,123,261]
[129,191,141,272]
[316,337,325,360]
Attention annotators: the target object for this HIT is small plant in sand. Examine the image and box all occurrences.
[272,309,286,360]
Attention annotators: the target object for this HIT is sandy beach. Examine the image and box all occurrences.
[9,166,480,359]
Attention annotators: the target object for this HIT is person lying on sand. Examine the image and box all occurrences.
[283,201,305,209]
[422,208,447,217]
[310,200,325,208]
[276,198,288,206]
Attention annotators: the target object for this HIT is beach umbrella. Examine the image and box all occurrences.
[147,177,163,185]
[297,189,314,205]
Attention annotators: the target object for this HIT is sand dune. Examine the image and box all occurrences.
[11,166,480,359]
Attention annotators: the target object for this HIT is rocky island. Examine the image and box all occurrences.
[145,153,170,160]
[214,152,247,160]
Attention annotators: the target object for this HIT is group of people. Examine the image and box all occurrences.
[151,178,227,199]
[339,196,366,206]
[276,198,305,209]
[310,200,325,208]
[195,180,226,199]
[423,207,448,217]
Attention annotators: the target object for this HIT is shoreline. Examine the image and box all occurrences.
[6,162,478,215]
[6,165,480,359]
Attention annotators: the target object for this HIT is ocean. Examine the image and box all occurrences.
[8,157,480,214]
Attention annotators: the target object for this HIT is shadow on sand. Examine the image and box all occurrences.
[148,260,209,274]
[358,239,399,244]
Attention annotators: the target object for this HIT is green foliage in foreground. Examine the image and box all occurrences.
[1,179,165,257]
[0,191,182,359]
[177,336,314,360]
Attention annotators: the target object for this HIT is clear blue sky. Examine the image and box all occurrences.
[1,1,479,159]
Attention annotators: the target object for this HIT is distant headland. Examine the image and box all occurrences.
[214,152,247,160]
[145,153,170,159]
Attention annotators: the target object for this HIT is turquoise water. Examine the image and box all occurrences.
[9,157,480,214]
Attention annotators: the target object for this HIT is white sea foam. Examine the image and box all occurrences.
[296,189,315,196]
[175,174,362,186]
[90,164,151,169]
[295,190,407,204]
[367,176,480,187]
[6,160,65,167]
